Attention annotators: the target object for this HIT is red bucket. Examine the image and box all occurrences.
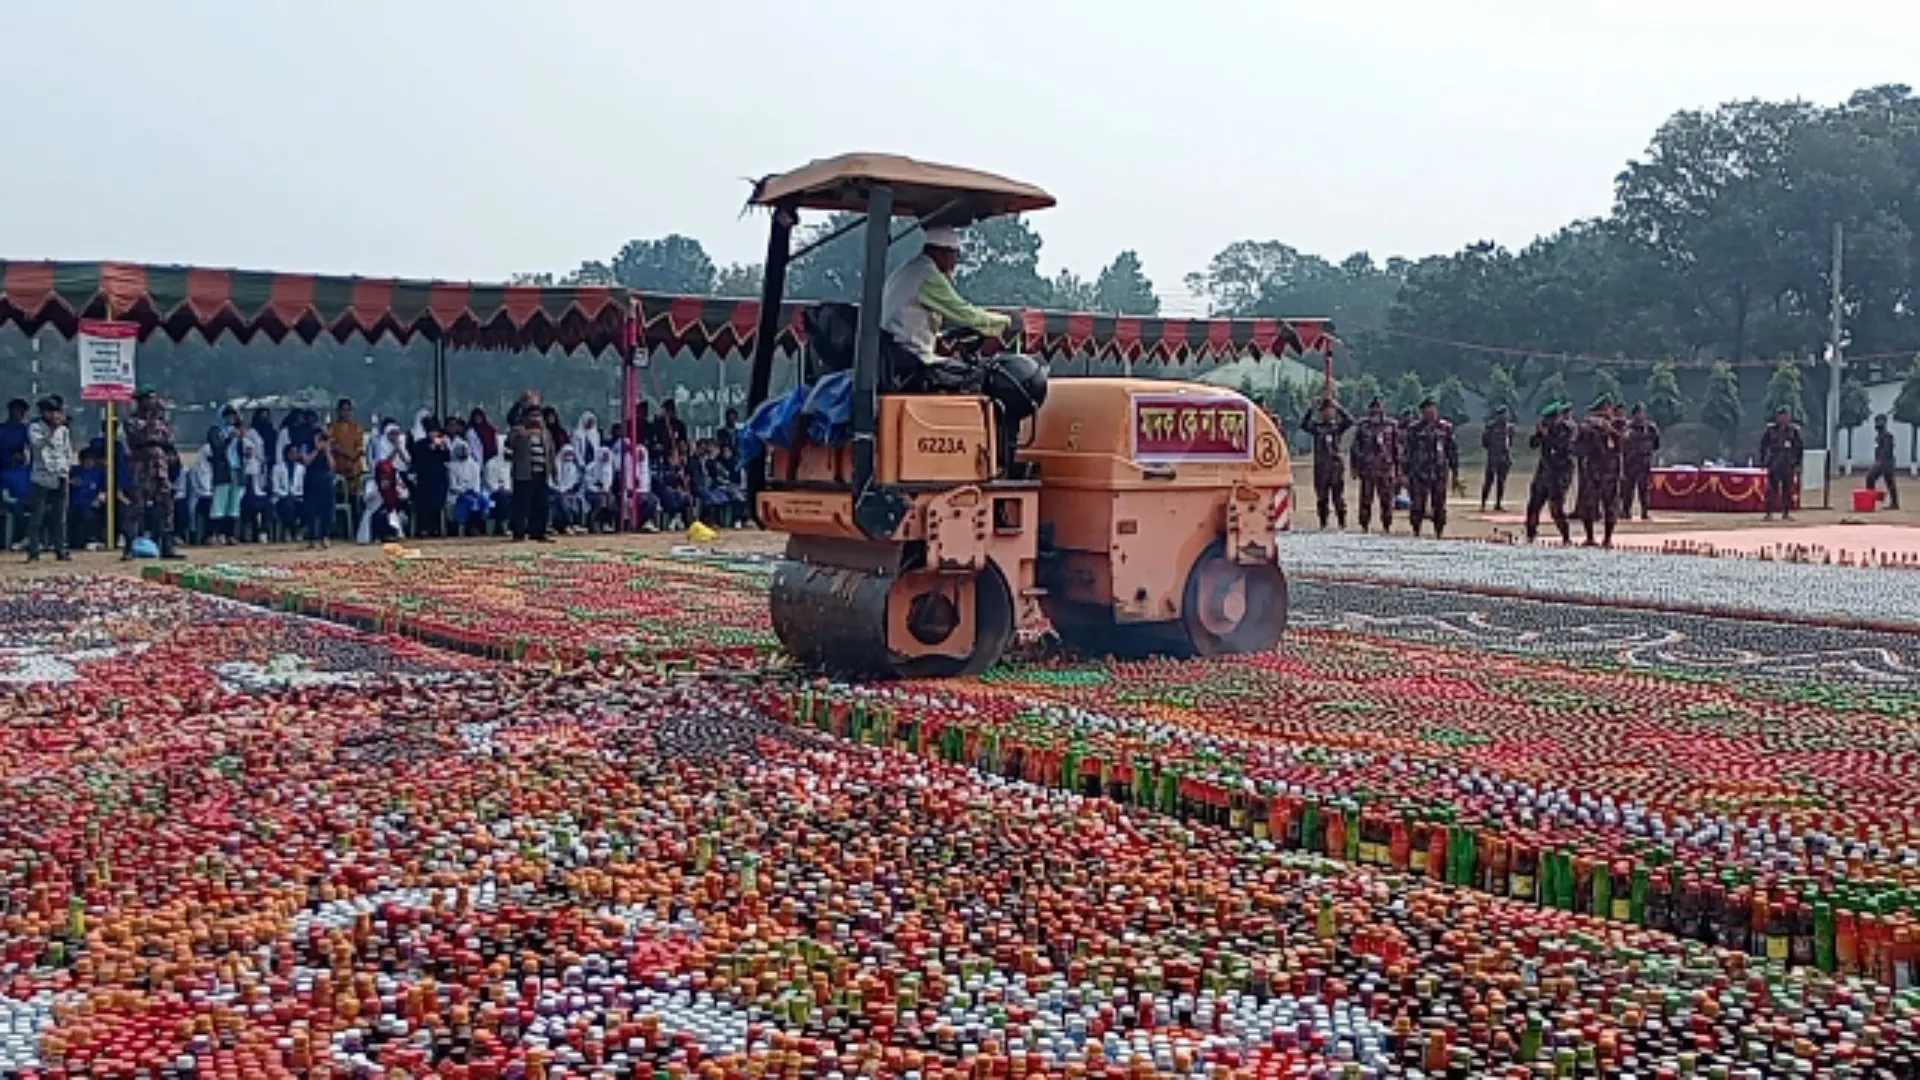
[1853,488,1881,512]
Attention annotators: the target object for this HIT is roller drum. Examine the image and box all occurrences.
[770,561,897,677]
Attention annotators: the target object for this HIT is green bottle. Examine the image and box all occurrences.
[1593,865,1613,919]
[1521,1012,1543,1060]
[1631,865,1649,924]
[1814,901,1836,973]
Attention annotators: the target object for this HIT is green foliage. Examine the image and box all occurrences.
[1433,376,1468,421]
[1590,366,1624,408]
[1839,376,1872,456]
[1340,373,1383,409]
[712,263,763,298]
[611,235,716,293]
[1268,376,1314,426]
[1484,364,1519,417]
[953,216,1055,307]
[1049,270,1096,311]
[1535,371,1570,412]
[1387,371,1427,416]
[1896,357,1920,461]
[1701,362,1745,450]
[1092,251,1159,315]
[1642,362,1687,427]
[1762,359,1805,422]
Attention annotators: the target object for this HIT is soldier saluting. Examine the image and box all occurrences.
[1350,398,1405,534]
[1404,398,1459,539]
[1299,396,1353,530]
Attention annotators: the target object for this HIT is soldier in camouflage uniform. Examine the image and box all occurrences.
[1349,398,1404,534]
[1403,398,1460,538]
[1299,397,1353,529]
[122,389,184,560]
[1480,406,1514,511]
[1619,403,1661,520]
[1525,401,1576,545]
[1572,397,1624,548]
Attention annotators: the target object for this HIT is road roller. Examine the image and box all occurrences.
[743,152,1299,677]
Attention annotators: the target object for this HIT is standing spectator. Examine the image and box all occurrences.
[69,448,107,551]
[272,443,305,536]
[410,416,451,538]
[627,436,657,532]
[240,438,271,541]
[302,433,334,549]
[1758,407,1804,522]
[505,389,541,430]
[245,407,274,469]
[542,405,569,454]
[467,407,499,463]
[1620,403,1662,521]
[1572,398,1624,548]
[206,406,244,545]
[124,389,183,559]
[659,399,689,451]
[447,440,488,535]
[1349,398,1403,534]
[507,410,552,543]
[25,397,74,562]
[0,400,30,470]
[1866,414,1900,510]
[1480,406,1514,512]
[328,399,366,496]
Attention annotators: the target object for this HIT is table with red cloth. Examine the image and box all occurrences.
[1648,466,1797,513]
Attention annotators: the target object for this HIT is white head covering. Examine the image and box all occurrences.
[448,440,481,496]
[556,445,581,492]
[572,411,603,461]
[587,445,615,493]
[484,453,512,492]
[922,225,961,249]
[411,408,432,442]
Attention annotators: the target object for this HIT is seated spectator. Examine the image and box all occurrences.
[584,444,617,532]
[271,444,305,536]
[1,449,29,548]
[655,446,692,530]
[551,445,586,533]
[484,450,513,532]
[447,440,489,536]
[696,438,742,527]
[626,438,658,533]
[69,448,107,551]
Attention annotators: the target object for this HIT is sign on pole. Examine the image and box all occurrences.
[77,319,138,402]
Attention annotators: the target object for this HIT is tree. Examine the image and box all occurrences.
[1269,376,1313,426]
[1896,357,1920,466]
[562,261,614,286]
[1387,371,1426,416]
[1091,251,1159,314]
[1762,359,1805,423]
[1591,366,1623,408]
[1433,376,1468,421]
[1642,362,1687,427]
[510,271,555,286]
[1339,373,1383,410]
[1049,270,1096,311]
[954,216,1054,307]
[1838,375,1872,461]
[1484,364,1519,418]
[610,235,717,293]
[1535,371,1569,412]
[1701,362,1745,453]
[713,262,764,298]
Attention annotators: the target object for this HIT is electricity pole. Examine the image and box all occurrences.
[1823,223,1844,503]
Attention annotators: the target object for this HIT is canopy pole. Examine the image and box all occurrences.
[621,313,639,531]
[432,336,447,421]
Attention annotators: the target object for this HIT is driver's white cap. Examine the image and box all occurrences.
[922,225,961,249]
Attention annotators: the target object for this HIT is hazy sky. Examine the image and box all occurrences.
[5,0,1915,312]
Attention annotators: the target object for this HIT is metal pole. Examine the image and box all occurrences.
[432,337,447,421]
[1824,223,1844,508]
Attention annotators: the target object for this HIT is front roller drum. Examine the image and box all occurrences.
[771,561,1016,679]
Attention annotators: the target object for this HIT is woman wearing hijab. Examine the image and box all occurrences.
[245,408,273,471]
[205,407,244,545]
[467,407,498,463]
[542,406,569,452]
[571,410,603,464]
[584,444,616,532]
[552,444,586,534]
[447,439,488,536]
[271,443,305,537]
[357,422,410,543]
[410,415,451,538]
[240,436,271,541]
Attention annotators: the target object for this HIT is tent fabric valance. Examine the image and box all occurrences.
[0,260,1332,364]
[633,294,1333,363]
[0,260,639,353]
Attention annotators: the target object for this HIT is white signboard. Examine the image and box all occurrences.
[77,319,137,402]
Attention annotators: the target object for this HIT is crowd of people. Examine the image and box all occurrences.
[1291,393,1828,548]
[0,389,752,561]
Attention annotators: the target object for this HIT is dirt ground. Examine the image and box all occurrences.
[3,462,1913,582]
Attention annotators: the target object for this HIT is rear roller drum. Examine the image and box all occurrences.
[1181,540,1288,656]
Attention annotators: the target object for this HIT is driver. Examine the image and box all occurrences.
[881,225,1011,384]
